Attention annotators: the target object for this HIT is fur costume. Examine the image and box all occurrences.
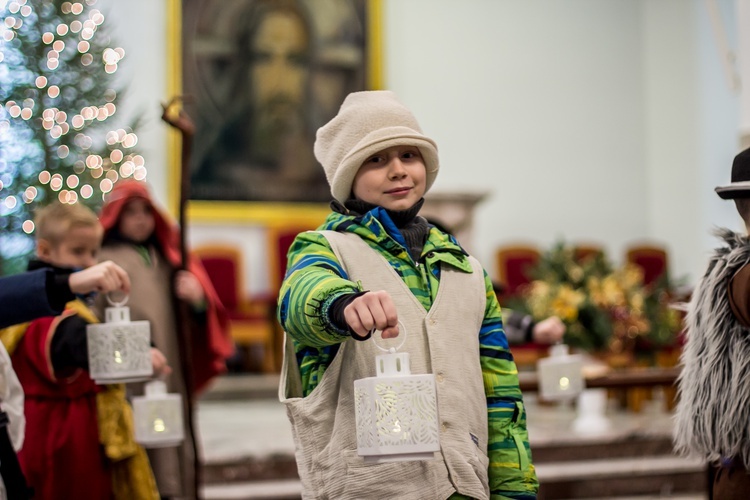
[674,228,750,468]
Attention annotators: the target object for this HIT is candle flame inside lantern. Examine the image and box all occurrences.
[114,350,123,364]
[559,376,570,390]
[153,418,166,433]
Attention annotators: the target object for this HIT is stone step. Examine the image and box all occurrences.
[202,455,299,485]
[532,434,676,463]
[537,455,707,499]
[201,455,707,500]
[201,479,302,500]
[201,443,688,484]
[199,373,280,402]
[595,496,705,500]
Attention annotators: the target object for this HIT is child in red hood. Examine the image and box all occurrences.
[95,179,232,499]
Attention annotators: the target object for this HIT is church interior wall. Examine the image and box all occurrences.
[101,0,742,295]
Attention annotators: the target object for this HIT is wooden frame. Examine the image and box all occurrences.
[166,0,383,224]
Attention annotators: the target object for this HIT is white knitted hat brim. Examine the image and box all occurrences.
[331,132,439,203]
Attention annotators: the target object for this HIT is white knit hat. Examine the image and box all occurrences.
[314,90,439,203]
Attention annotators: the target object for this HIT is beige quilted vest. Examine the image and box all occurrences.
[279,230,489,500]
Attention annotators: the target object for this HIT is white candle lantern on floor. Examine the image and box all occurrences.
[537,343,584,401]
[132,379,184,448]
[87,295,152,384]
[353,324,440,463]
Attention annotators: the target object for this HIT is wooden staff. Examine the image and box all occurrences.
[161,96,201,498]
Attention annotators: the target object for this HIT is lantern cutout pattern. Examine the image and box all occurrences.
[537,343,584,401]
[132,380,185,448]
[353,324,440,463]
[86,295,153,385]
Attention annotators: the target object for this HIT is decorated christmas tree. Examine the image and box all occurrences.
[0,0,144,274]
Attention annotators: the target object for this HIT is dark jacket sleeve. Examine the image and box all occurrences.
[503,309,535,345]
[0,269,74,329]
[50,315,90,374]
[728,263,750,328]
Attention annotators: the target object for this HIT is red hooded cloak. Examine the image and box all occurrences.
[99,180,232,393]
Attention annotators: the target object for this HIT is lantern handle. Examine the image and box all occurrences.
[106,292,129,307]
[371,320,407,353]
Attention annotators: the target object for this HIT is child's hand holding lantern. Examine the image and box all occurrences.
[344,290,400,340]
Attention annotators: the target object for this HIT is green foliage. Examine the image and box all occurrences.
[0,0,143,274]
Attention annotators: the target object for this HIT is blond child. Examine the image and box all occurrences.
[278,91,538,499]
[1,202,168,500]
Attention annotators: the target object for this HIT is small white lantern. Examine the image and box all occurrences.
[353,327,440,463]
[132,380,185,448]
[572,389,611,435]
[87,296,152,384]
[537,343,584,401]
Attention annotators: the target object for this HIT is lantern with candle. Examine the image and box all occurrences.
[86,295,152,384]
[537,343,584,401]
[353,325,440,463]
[132,380,185,448]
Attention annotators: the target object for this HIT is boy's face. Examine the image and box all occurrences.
[352,145,427,211]
[118,198,155,243]
[38,225,102,270]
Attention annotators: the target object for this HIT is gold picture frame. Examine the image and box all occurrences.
[166,0,383,227]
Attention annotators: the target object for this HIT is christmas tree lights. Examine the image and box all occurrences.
[0,0,145,273]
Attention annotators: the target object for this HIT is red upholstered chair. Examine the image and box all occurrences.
[495,244,541,305]
[194,245,276,372]
[625,243,669,286]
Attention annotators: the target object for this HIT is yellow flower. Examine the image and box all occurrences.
[566,263,585,282]
[600,275,625,307]
[630,292,644,311]
[621,264,645,290]
[526,281,553,319]
[550,284,585,322]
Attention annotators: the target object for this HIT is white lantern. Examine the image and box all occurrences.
[86,296,152,384]
[537,343,584,401]
[353,327,440,463]
[132,380,185,448]
[572,389,611,435]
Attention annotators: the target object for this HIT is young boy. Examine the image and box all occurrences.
[278,91,538,499]
[1,202,167,499]
[675,146,750,498]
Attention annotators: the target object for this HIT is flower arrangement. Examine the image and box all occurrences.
[508,242,682,356]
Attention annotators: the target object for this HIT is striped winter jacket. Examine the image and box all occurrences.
[277,206,538,499]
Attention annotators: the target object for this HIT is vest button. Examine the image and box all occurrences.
[429,318,437,326]
[437,374,444,383]
[441,423,448,433]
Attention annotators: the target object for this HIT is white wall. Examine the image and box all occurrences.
[385,0,649,274]
[102,0,741,295]
[641,0,739,281]
[739,0,750,138]
[100,0,169,201]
